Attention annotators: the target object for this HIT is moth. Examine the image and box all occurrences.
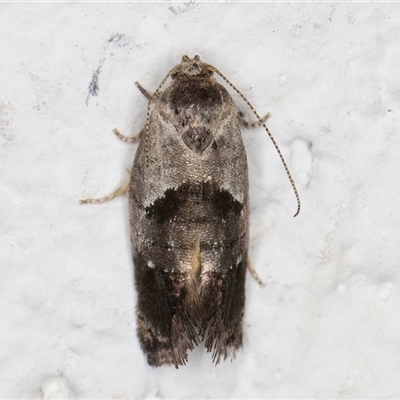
[82,55,300,367]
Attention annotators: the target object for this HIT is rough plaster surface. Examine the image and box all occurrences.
[1,3,400,398]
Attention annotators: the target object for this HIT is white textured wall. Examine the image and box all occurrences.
[1,3,400,398]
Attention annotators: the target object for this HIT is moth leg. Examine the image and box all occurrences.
[113,128,143,143]
[80,168,131,204]
[237,111,271,129]
[135,81,152,100]
[113,82,152,143]
[247,260,265,286]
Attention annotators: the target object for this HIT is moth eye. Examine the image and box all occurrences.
[208,70,214,76]
[171,73,178,80]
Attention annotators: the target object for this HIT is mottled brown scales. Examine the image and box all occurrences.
[131,55,250,367]
[191,240,201,279]
[81,55,300,368]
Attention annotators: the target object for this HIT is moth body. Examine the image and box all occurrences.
[81,55,300,367]
[130,56,249,367]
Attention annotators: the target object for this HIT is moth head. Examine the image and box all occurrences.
[171,55,214,79]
